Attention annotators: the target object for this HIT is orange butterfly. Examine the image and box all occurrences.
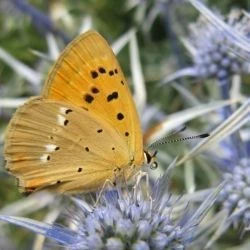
[4,31,157,195]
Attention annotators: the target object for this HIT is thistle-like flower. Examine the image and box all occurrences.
[161,3,250,92]
[204,132,250,246]
[176,99,250,243]
[219,157,250,228]
[159,1,250,121]
[0,165,221,250]
[190,8,250,79]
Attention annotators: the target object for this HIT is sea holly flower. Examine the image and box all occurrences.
[178,99,250,245]
[161,2,250,84]
[160,1,250,109]
[188,0,250,59]
[0,162,222,250]
[216,103,250,231]
[219,157,250,228]
[204,130,250,246]
[186,12,248,80]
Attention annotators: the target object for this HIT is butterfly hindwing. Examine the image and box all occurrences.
[4,98,132,193]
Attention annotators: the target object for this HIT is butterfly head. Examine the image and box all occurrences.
[144,150,158,170]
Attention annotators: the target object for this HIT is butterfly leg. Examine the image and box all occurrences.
[94,178,115,208]
[133,170,153,208]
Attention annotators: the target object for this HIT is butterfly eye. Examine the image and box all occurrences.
[150,161,158,170]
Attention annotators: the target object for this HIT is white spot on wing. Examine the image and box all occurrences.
[57,114,65,126]
[40,154,49,163]
[45,144,57,152]
[60,107,68,114]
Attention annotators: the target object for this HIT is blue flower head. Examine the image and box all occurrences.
[218,151,250,228]
[188,9,250,80]
[160,4,250,86]
[0,165,221,250]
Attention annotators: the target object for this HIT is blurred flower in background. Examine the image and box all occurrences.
[0,0,249,249]
[161,8,250,84]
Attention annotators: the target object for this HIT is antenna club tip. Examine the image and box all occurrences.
[200,133,209,138]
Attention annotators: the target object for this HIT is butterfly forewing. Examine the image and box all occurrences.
[43,31,143,165]
[4,31,144,194]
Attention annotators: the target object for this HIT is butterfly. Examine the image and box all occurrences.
[4,31,157,195]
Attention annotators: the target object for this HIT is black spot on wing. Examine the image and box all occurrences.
[91,87,100,94]
[84,94,94,103]
[82,107,89,111]
[117,113,124,120]
[98,67,106,74]
[65,109,73,114]
[91,71,98,79]
[107,91,118,102]
[109,70,114,76]
[64,120,69,126]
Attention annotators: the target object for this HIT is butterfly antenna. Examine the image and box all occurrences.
[149,133,209,149]
[147,125,186,149]
[167,125,187,137]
